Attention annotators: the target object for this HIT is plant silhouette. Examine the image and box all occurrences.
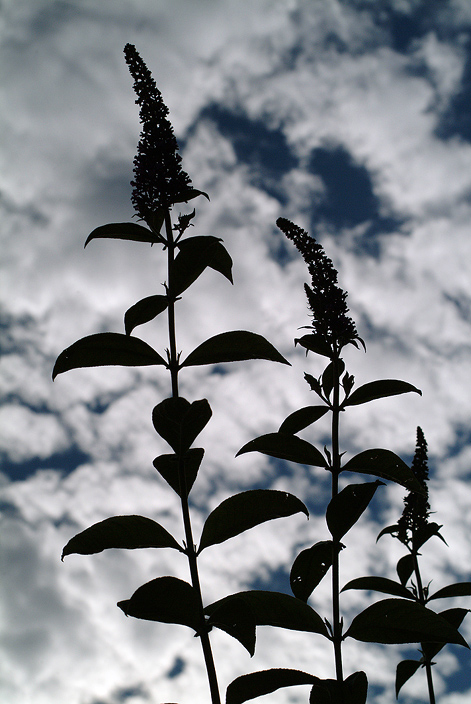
[343,426,471,702]
[224,220,469,704]
[52,45,470,704]
[54,44,308,704]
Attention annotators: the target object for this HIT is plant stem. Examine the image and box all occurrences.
[165,210,179,398]
[412,551,436,704]
[164,210,221,704]
[331,351,344,687]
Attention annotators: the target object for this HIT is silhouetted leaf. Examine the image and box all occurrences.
[345,598,470,645]
[198,490,308,553]
[170,236,230,295]
[343,379,421,408]
[326,481,384,540]
[342,449,424,493]
[226,669,318,704]
[237,433,327,468]
[172,236,233,294]
[279,406,329,434]
[343,671,368,704]
[396,555,415,586]
[124,295,168,335]
[396,660,421,697]
[205,591,329,637]
[181,331,289,367]
[322,359,345,400]
[413,522,448,550]
[290,541,340,601]
[421,609,469,660]
[153,448,204,498]
[310,671,368,704]
[428,583,471,601]
[341,576,414,600]
[118,576,200,630]
[206,596,256,656]
[61,515,182,559]
[53,332,167,379]
[84,221,163,247]
[152,397,212,454]
[295,334,332,358]
[376,523,399,542]
[172,188,210,203]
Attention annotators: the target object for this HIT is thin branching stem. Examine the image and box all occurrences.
[165,210,179,398]
[412,551,436,704]
[164,210,221,704]
[331,350,344,688]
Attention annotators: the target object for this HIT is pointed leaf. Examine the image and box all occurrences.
[342,449,425,493]
[396,660,421,697]
[153,448,204,498]
[170,236,230,295]
[61,515,182,559]
[237,433,327,468]
[181,331,289,367]
[397,554,415,586]
[304,373,324,399]
[202,240,233,282]
[322,359,345,400]
[376,524,400,542]
[295,334,332,358]
[174,235,233,289]
[343,379,421,408]
[53,332,167,378]
[341,576,414,600]
[124,295,168,335]
[172,188,210,203]
[290,541,340,601]
[421,609,469,660]
[206,596,256,656]
[152,397,212,454]
[226,669,319,704]
[428,582,471,601]
[326,481,384,540]
[84,221,162,247]
[205,591,329,637]
[345,598,470,646]
[279,406,329,435]
[117,576,200,630]
[198,490,308,553]
[413,522,448,550]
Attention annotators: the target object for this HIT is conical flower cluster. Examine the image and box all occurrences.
[276,217,360,354]
[397,426,431,546]
[124,43,192,222]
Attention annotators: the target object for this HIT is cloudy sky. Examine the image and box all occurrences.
[2,1,471,703]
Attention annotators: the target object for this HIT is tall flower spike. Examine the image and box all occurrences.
[276,217,361,354]
[397,426,431,546]
[124,44,192,222]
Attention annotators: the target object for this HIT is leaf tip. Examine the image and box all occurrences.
[117,600,129,616]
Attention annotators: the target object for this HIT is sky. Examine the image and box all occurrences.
[1,1,471,703]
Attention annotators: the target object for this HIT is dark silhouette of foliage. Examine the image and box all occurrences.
[344,427,470,702]
[54,45,304,704]
[52,46,470,704]
[229,222,467,704]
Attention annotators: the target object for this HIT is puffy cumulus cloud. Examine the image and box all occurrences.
[0,403,69,463]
